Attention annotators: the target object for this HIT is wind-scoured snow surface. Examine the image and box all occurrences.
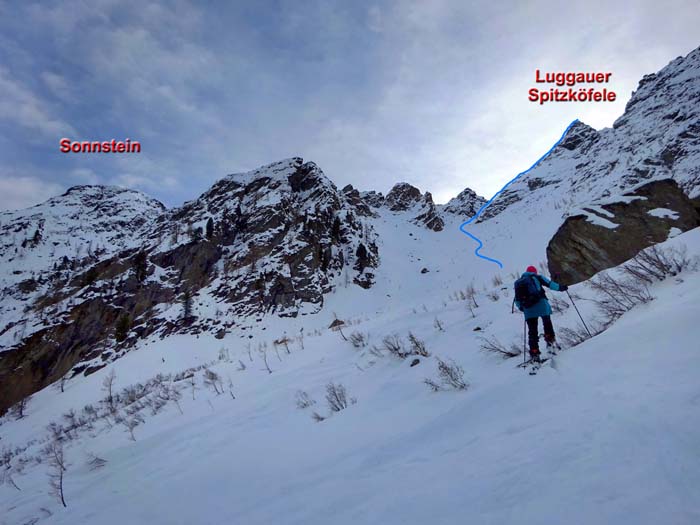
[2,227,699,525]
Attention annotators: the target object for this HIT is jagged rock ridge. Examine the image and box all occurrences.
[360,183,447,231]
[442,187,487,217]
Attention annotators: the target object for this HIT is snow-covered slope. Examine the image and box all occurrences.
[1,228,698,525]
[1,44,700,525]
[0,185,164,290]
[480,46,700,227]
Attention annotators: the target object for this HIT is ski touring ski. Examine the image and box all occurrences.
[517,357,549,375]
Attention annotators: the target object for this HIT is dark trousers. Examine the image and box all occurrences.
[526,315,555,351]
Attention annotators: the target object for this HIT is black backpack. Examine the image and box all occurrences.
[514,275,545,309]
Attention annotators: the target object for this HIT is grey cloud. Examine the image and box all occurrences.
[0,0,698,211]
[0,173,64,211]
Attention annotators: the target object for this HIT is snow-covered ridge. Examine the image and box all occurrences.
[479,45,700,224]
[0,185,165,291]
[441,187,487,217]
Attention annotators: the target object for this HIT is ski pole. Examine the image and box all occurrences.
[523,318,527,369]
[567,290,592,337]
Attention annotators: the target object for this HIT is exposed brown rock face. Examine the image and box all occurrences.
[547,179,700,284]
[0,158,378,414]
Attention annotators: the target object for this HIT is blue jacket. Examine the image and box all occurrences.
[514,272,563,320]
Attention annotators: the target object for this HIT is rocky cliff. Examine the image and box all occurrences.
[547,179,700,284]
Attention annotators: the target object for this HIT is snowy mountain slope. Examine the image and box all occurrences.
[0,186,165,355]
[1,228,698,525]
[1,44,700,524]
[3,44,700,420]
[0,185,164,290]
[479,45,700,226]
[0,158,383,415]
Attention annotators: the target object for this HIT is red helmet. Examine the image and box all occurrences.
[526,265,538,274]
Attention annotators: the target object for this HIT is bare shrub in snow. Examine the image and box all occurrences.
[437,358,468,390]
[349,331,368,348]
[273,336,292,354]
[188,375,198,400]
[272,342,282,362]
[466,301,476,318]
[46,421,65,443]
[227,377,236,400]
[295,390,316,409]
[486,291,500,302]
[1,449,22,491]
[237,359,247,371]
[44,440,68,507]
[465,283,479,308]
[550,296,570,314]
[382,335,406,358]
[311,411,326,423]
[61,410,81,437]
[479,336,520,359]
[10,395,31,420]
[622,244,697,283]
[122,383,149,406]
[425,358,468,391]
[157,383,184,414]
[589,271,652,322]
[52,375,68,393]
[118,412,145,441]
[325,382,356,412]
[218,347,231,362]
[407,332,430,357]
[203,369,223,395]
[433,317,444,331]
[259,343,272,374]
[492,274,503,286]
[559,321,607,348]
[102,369,117,414]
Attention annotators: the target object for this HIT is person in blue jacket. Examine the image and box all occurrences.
[514,265,568,361]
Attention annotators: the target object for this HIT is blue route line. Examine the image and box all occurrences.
[459,119,580,269]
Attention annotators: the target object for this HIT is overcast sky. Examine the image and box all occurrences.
[0,0,698,211]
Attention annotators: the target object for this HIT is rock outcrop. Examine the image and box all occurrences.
[442,187,487,217]
[379,183,444,231]
[547,179,700,284]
